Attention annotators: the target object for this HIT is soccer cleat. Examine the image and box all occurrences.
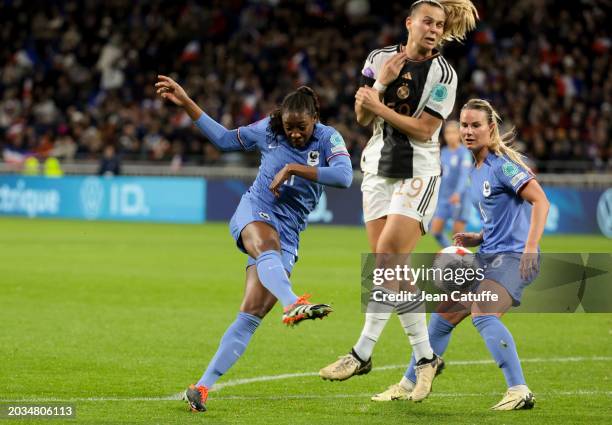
[319,349,372,381]
[411,355,444,402]
[282,294,332,326]
[371,383,412,401]
[185,384,208,412]
[491,386,535,411]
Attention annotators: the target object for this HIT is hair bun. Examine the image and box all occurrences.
[297,86,315,97]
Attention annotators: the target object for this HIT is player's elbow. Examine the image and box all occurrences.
[541,197,550,215]
[355,107,373,127]
[414,116,441,141]
[419,125,437,141]
[339,168,353,188]
[532,192,550,216]
[356,114,373,127]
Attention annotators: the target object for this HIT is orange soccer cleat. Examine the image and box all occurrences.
[282,294,333,326]
[185,384,208,412]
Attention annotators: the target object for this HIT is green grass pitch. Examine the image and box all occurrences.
[0,217,610,424]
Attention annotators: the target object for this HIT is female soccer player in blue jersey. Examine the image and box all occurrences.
[400,98,550,410]
[430,121,472,248]
[155,75,353,412]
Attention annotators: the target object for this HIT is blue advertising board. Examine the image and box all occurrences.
[0,176,206,223]
[1,175,609,237]
[206,180,611,237]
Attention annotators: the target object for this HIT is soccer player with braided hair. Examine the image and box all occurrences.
[319,0,478,403]
[155,76,353,412]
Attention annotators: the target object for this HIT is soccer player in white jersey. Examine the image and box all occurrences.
[319,0,478,402]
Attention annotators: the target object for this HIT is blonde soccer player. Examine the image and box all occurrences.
[399,98,549,410]
[319,0,478,403]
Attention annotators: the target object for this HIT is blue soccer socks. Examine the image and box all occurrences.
[198,312,261,388]
[472,315,526,388]
[255,250,299,307]
[433,232,452,248]
[404,313,455,383]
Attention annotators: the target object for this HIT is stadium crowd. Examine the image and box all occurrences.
[0,0,609,172]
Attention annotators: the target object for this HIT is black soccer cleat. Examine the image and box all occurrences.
[185,384,208,412]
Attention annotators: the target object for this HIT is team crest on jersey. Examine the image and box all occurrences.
[431,83,448,102]
[307,150,320,166]
[502,161,520,177]
[483,180,491,197]
[396,85,410,99]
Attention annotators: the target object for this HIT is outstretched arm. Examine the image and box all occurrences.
[156,75,243,151]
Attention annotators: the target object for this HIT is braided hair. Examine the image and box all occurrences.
[269,86,320,137]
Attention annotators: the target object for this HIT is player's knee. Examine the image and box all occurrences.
[376,239,400,254]
[240,305,264,318]
[251,238,280,256]
[438,310,468,325]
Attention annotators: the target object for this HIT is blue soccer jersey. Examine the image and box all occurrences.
[469,153,534,253]
[439,144,471,200]
[236,117,349,233]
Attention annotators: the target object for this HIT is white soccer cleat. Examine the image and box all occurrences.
[371,383,412,401]
[491,386,535,410]
[319,350,372,381]
[411,355,444,402]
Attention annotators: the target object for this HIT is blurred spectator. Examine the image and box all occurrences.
[98,145,121,176]
[43,156,63,177]
[0,0,609,172]
[22,157,40,176]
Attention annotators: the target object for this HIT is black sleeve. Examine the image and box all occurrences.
[423,106,444,120]
[359,75,375,87]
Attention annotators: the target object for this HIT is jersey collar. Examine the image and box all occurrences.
[484,151,498,166]
[311,123,322,142]
[398,43,441,62]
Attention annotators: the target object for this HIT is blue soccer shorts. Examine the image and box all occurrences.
[229,194,299,273]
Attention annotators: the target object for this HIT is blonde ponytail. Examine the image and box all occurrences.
[410,0,479,44]
[440,0,479,43]
[462,99,532,172]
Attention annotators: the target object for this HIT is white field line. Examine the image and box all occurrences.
[1,356,610,403]
[1,390,610,403]
[212,356,612,390]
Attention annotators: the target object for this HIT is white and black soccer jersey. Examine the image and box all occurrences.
[360,44,457,178]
